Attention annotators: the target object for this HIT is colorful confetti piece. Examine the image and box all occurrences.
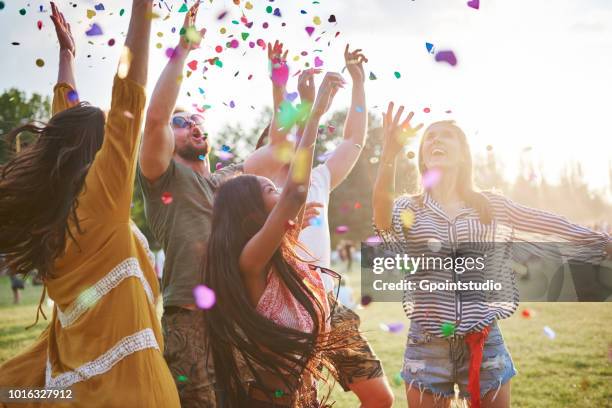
[193,285,216,309]
[435,50,458,66]
[85,23,103,36]
[467,0,480,10]
[441,322,455,337]
[543,326,556,340]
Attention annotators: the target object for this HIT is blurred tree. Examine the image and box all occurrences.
[0,89,51,163]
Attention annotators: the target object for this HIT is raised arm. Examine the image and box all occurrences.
[140,1,205,182]
[372,102,422,231]
[325,45,369,190]
[49,2,77,115]
[239,73,345,279]
[80,0,152,217]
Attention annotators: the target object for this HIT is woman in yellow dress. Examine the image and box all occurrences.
[0,1,180,407]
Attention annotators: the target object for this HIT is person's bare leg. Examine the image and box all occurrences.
[349,377,394,408]
[481,381,510,408]
[406,384,451,408]
[12,288,20,304]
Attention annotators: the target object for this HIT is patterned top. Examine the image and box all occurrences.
[375,191,610,337]
[256,257,330,334]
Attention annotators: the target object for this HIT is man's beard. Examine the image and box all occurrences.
[176,142,211,162]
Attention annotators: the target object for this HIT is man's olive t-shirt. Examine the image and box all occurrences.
[138,160,243,307]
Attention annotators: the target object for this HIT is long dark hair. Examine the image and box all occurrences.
[0,103,105,279]
[203,175,339,407]
[415,120,492,224]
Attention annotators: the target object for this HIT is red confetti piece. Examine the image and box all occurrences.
[161,192,173,205]
[424,107,431,113]
[37,20,43,30]
[187,60,198,71]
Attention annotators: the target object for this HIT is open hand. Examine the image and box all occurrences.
[381,102,423,158]
[50,2,75,56]
[344,44,368,84]
[268,40,289,87]
[179,1,206,51]
[312,72,345,117]
[297,68,321,104]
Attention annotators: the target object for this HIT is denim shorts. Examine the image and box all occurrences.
[402,320,517,401]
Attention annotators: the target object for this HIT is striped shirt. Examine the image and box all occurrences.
[375,191,610,337]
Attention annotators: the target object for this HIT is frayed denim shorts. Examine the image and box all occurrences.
[401,320,517,402]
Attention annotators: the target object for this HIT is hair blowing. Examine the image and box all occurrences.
[0,103,106,279]
[203,175,342,407]
[415,120,492,224]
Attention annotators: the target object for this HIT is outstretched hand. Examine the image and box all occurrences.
[344,44,368,84]
[297,68,321,104]
[50,2,75,56]
[268,40,289,87]
[312,72,345,117]
[381,102,423,159]
[179,1,206,51]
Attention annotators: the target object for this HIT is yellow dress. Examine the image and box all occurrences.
[0,77,180,408]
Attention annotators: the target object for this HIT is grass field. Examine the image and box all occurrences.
[1,274,611,407]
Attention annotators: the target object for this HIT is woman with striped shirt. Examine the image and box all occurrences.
[372,103,611,407]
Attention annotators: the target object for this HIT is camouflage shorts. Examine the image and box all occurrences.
[326,294,385,391]
[162,307,218,408]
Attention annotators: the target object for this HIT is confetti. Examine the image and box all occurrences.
[427,238,442,252]
[108,38,115,47]
[0,2,5,10]
[85,23,103,36]
[67,90,79,103]
[314,56,323,67]
[35,58,45,67]
[422,168,442,189]
[369,72,377,80]
[19,8,26,16]
[273,8,281,17]
[441,322,455,337]
[37,20,43,30]
[309,217,323,227]
[392,372,403,386]
[119,9,125,16]
[467,0,480,10]
[217,10,228,20]
[305,26,315,36]
[274,390,284,398]
[423,107,431,113]
[215,162,223,170]
[543,326,556,340]
[435,50,458,66]
[426,42,434,54]
[380,322,405,333]
[313,16,321,25]
[521,308,533,318]
[365,235,382,244]
[178,3,189,13]
[193,285,216,309]
[94,3,105,11]
[229,101,235,108]
[361,295,372,306]
[177,375,188,383]
[198,154,206,161]
[355,106,364,113]
[328,15,336,23]
[394,71,401,79]
[87,9,96,19]
[117,46,132,79]
[161,192,173,205]
[335,225,349,234]
[187,60,198,71]
[400,209,414,229]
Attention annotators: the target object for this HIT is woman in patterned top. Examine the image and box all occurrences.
[372,103,611,408]
[0,2,180,407]
[204,73,347,408]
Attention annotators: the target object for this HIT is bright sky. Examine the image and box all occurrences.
[1,0,611,199]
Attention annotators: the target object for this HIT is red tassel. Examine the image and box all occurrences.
[464,325,491,408]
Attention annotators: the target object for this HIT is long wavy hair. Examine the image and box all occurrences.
[0,103,106,279]
[415,120,492,224]
[203,174,341,407]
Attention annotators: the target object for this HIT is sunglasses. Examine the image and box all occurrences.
[171,114,205,129]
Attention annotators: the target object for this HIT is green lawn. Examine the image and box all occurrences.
[1,274,611,407]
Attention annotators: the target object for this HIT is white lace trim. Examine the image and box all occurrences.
[56,258,154,328]
[131,223,155,267]
[45,328,159,389]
